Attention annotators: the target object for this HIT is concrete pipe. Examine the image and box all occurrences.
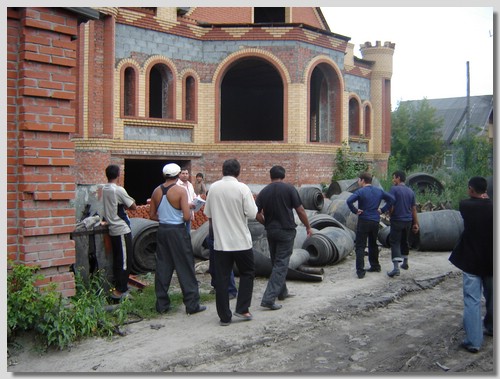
[409,210,464,251]
[298,186,325,211]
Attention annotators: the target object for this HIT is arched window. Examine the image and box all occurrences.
[220,58,283,141]
[123,67,136,116]
[364,105,372,137]
[309,63,341,143]
[185,75,196,121]
[349,98,360,136]
[149,63,174,119]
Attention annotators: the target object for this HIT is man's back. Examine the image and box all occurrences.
[204,176,257,251]
[256,181,300,230]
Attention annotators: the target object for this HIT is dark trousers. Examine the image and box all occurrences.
[155,224,200,314]
[214,248,255,323]
[206,236,237,296]
[389,219,412,262]
[262,228,296,304]
[355,219,380,274]
[110,232,132,293]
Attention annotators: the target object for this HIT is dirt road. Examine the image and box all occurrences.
[7,248,494,374]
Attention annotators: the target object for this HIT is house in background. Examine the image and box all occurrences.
[399,95,493,168]
[7,7,395,294]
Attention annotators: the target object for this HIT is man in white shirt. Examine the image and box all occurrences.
[177,167,196,232]
[204,159,258,326]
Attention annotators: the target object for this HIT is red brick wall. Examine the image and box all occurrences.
[7,7,80,296]
[188,7,252,24]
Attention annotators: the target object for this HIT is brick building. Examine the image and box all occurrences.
[7,7,395,294]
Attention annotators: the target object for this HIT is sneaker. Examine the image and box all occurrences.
[234,312,253,321]
[400,263,409,270]
[277,293,295,301]
[219,320,231,326]
[387,269,400,278]
[261,302,282,310]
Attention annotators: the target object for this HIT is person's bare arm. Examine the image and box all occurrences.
[179,189,191,222]
[256,210,265,225]
[411,205,419,233]
[149,187,161,221]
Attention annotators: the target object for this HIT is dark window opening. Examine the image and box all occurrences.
[364,105,371,137]
[124,67,136,116]
[309,64,340,143]
[124,159,188,205]
[220,58,283,141]
[149,64,174,119]
[254,7,285,23]
[349,98,360,136]
[185,76,195,121]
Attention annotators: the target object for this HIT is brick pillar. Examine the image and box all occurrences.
[7,7,84,296]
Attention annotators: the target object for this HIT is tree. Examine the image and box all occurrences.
[391,99,444,170]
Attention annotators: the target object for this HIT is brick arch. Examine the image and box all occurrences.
[180,70,199,122]
[143,56,178,119]
[362,101,373,138]
[348,94,362,137]
[305,57,344,144]
[213,49,290,142]
[117,60,141,118]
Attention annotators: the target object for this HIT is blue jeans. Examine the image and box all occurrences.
[261,228,296,304]
[462,271,494,349]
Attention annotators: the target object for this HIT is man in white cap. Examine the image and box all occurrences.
[149,163,206,315]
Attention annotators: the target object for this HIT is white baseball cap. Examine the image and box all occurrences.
[162,163,181,177]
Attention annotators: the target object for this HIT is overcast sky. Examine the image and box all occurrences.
[320,7,494,109]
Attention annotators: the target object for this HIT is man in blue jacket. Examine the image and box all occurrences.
[346,172,395,279]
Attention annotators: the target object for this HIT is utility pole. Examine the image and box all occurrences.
[465,61,470,133]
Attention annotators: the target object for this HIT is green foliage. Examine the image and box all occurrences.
[332,140,369,180]
[7,263,46,332]
[8,263,127,350]
[453,132,493,175]
[391,99,444,171]
[8,262,216,351]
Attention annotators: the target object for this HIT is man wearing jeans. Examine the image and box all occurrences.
[449,176,493,353]
[256,166,312,310]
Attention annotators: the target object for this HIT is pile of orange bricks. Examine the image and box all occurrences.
[127,195,208,230]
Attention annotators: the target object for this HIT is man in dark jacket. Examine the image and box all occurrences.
[449,176,493,353]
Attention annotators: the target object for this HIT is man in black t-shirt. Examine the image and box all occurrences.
[256,166,312,310]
